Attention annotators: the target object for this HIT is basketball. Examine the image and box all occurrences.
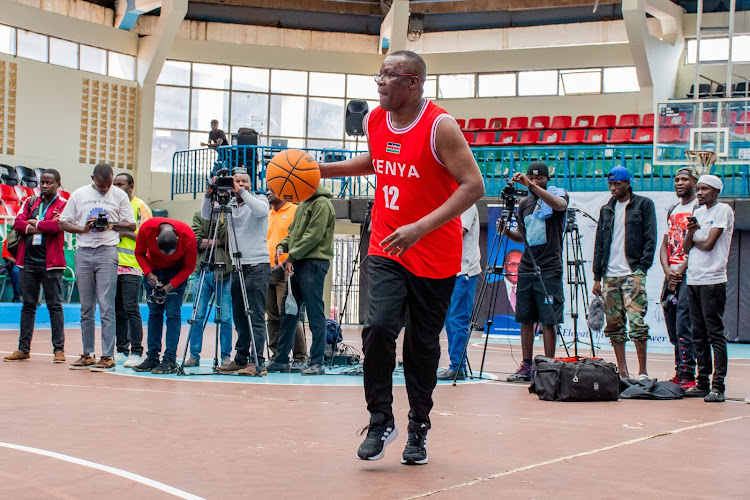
[265,149,321,203]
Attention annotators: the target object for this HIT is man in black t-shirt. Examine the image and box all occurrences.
[497,162,569,382]
[202,119,228,148]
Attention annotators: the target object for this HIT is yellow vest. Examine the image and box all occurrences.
[117,196,152,268]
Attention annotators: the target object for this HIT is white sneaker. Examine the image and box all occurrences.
[124,354,144,368]
[637,373,649,382]
[115,352,129,364]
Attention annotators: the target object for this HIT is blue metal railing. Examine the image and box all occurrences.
[171,144,750,199]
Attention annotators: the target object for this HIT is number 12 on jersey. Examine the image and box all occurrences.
[381,185,400,210]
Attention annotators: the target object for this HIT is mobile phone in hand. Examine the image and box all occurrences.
[687,216,698,224]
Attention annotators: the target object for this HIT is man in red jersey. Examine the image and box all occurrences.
[320,50,484,465]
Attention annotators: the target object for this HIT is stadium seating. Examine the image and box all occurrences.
[631,128,655,144]
[608,128,633,144]
[529,116,550,129]
[560,129,586,144]
[550,116,572,129]
[486,117,506,130]
[470,132,497,146]
[641,113,654,127]
[517,130,540,145]
[617,114,640,128]
[583,129,608,144]
[594,115,616,128]
[58,190,71,201]
[464,118,487,131]
[495,132,518,145]
[657,127,684,143]
[15,166,39,188]
[506,117,528,130]
[540,130,563,144]
[462,132,474,143]
[15,185,35,201]
[572,116,595,128]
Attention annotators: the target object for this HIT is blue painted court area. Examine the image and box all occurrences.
[109,362,496,386]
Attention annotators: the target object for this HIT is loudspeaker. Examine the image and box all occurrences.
[235,134,258,146]
[345,100,369,136]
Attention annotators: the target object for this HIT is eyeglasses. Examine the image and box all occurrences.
[373,73,420,83]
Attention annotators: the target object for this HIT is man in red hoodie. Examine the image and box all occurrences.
[132,217,196,374]
[4,169,68,363]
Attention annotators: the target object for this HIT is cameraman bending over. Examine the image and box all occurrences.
[205,168,271,376]
[498,162,568,382]
[132,217,197,374]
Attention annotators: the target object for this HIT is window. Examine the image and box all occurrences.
[49,37,78,69]
[232,66,269,92]
[108,52,135,80]
[732,35,750,63]
[603,67,639,93]
[478,73,516,97]
[308,97,345,139]
[518,70,558,96]
[423,76,437,99]
[686,38,730,63]
[192,63,230,89]
[559,69,601,95]
[154,86,190,129]
[80,45,107,75]
[0,25,15,56]
[158,61,191,86]
[230,92,269,135]
[309,72,345,97]
[438,74,475,98]
[190,89,230,131]
[16,30,48,62]
[271,69,308,95]
[151,130,188,173]
[269,95,307,137]
[347,75,379,100]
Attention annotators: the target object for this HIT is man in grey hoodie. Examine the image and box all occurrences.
[203,167,271,376]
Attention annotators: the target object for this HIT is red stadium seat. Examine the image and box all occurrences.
[0,184,20,204]
[464,118,487,131]
[456,119,466,129]
[631,128,654,144]
[470,132,496,146]
[659,112,687,127]
[58,190,70,201]
[594,115,617,128]
[15,185,34,202]
[4,202,20,216]
[560,129,586,144]
[617,114,640,128]
[494,131,518,145]
[700,111,714,126]
[658,127,684,143]
[737,112,750,125]
[608,128,633,144]
[462,132,474,143]
[517,130,540,145]
[641,113,654,127]
[507,116,529,130]
[0,203,8,217]
[540,130,563,145]
[551,116,572,129]
[572,115,595,129]
[486,117,507,130]
[584,128,608,144]
[529,116,550,129]
[33,187,41,197]
[733,125,750,138]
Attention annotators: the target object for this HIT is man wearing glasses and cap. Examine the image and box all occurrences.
[683,174,734,403]
[592,166,656,380]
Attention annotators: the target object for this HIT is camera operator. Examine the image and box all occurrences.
[59,163,136,372]
[659,167,699,389]
[132,217,197,374]
[203,167,271,376]
[498,162,569,382]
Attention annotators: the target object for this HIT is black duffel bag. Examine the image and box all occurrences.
[529,355,620,402]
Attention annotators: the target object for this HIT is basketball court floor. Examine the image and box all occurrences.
[1,325,749,499]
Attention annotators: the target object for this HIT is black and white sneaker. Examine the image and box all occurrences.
[401,422,429,465]
[357,420,398,461]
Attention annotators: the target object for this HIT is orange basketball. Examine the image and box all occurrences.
[265,149,321,203]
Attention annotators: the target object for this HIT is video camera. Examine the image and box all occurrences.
[210,168,235,205]
[92,211,109,231]
[148,282,168,305]
[500,181,528,220]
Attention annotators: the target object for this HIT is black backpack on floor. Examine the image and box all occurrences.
[529,355,620,402]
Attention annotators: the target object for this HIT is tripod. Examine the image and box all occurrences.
[178,197,263,376]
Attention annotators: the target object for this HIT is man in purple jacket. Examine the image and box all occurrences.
[4,169,68,363]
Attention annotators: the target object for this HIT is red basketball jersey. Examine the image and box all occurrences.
[365,100,462,279]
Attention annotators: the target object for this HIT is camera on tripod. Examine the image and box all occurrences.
[210,168,235,205]
[500,181,528,219]
[92,211,109,231]
[148,282,168,305]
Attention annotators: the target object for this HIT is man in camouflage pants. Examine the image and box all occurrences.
[592,167,656,379]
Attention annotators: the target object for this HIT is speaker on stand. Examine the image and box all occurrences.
[342,100,369,197]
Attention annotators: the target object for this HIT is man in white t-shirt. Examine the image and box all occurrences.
[592,166,657,379]
[683,174,734,403]
[659,167,699,389]
[59,164,136,372]
[438,204,481,381]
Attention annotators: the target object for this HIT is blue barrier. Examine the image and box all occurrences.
[171,144,750,199]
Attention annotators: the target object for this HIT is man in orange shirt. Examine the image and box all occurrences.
[266,189,307,371]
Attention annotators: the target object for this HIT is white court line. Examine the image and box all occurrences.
[405,415,748,499]
[0,441,205,500]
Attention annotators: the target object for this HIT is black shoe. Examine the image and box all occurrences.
[357,419,398,461]
[266,360,291,373]
[301,364,325,376]
[11,295,21,303]
[704,389,725,403]
[684,385,710,398]
[132,357,160,372]
[291,360,308,373]
[507,361,532,382]
[151,359,179,374]
[436,368,466,381]
[401,422,429,465]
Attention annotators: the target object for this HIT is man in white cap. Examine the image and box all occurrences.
[684,174,734,403]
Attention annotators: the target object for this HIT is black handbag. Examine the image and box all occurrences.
[530,355,620,402]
